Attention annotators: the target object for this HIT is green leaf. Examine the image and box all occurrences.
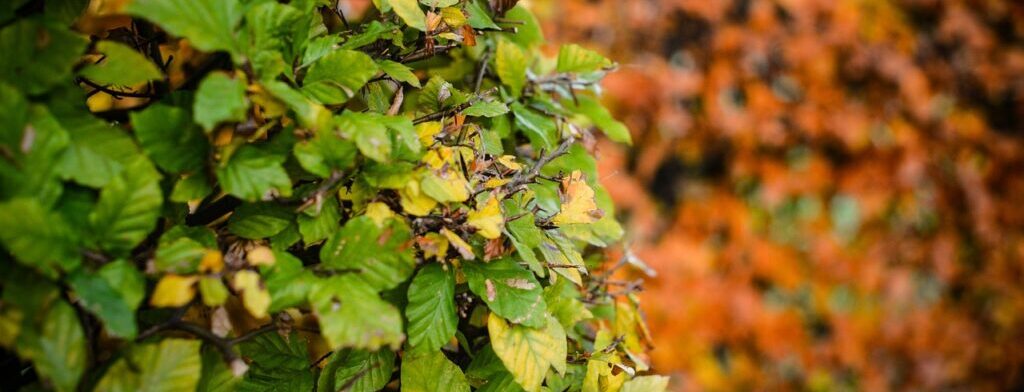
[262,80,331,130]
[303,50,379,105]
[337,21,394,51]
[391,0,427,31]
[405,264,457,352]
[194,72,249,132]
[0,198,80,275]
[319,216,415,291]
[544,278,593,331]
[465,345,525,392]
[400,350,471,392]
[293,129,357,178]
[131,103,209,173]
[88,156,163,255]
[318,349,395,392]
[297,197,341,244]
[67,269,137,338]
[262,250,314,312]
[171,172,213,202]
[154,226,217,273]
[503,199,544,275]
[243,2,304,60]
[464,100,510,117]
[420,0,459,6]
[18,299,86,392]
[466,0,499,30]
[229,202,294,239]
[463,258,547,328]
[310,276,404,350]
[621,375,670,392]
[56,121,140,188]
[337,111,392,163]
[126,0,242,57]
[512,102,556,151]
[216,143,292,201]
[0,106,69,208]
[501,6,543,48]
[565,95,631,145]
[378,59,421,87]
[94,339,202,392]
[238,331,314,392]
[79,41,163,86]
[97,259,146,310]
[556,44,613,74]
[0,19,87,95]
[495,39,528,96]
[0,82,29,147]
[197,345,240,392]
[487,314,567,392]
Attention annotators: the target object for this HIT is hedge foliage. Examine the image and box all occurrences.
[0,0,664,391]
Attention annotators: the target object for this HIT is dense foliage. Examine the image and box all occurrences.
[0,1,665,391]
[541,0,1024,390]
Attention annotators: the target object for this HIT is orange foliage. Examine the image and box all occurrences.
[538,0,1024,390]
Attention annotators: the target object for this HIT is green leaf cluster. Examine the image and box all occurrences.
[0,1,657,391]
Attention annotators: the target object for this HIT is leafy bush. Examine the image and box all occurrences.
[0,1,664,391]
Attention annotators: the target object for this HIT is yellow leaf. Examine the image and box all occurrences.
[365,202,395,227]
[198,250,224,273]
[246,246,275,267]
[417,232,449,261]
[150,275,199,307]
[400,179,438,216]
[421,169,470,202]
[441,7,467,28]
[484,178,510,189]
[497,155,522,171]
[488,314,567,392]
[551,170,602,225]
[416,121,443,145]
[467,195,504,239]
[441,228,474,260]
[232,270,270,319]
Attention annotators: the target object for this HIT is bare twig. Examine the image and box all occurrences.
[77,78,158,99]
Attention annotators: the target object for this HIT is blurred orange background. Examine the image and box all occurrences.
[531,0,1024,390]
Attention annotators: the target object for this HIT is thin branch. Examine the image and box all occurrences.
[77,78,159,99]
[503,137,575,193]
[297,170,345,212]
[400,43,459,63]
[474,48,492,93]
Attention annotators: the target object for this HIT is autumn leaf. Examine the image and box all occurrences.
[467,195,504,239]
[232,270,270,319]
[150,275,199,308]
[551,170,602,225]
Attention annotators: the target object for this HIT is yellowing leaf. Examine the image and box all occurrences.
[232,270,270,319]
[421,169,470,203]
[246,246,275,267]
[497,155,522,171]
[484,178,510,189]
[198,250,224,273]
[198,276,229,307]
[416,121,443,145]
[467,196,504,239]
[417,232,449,261]
[488,314,567,392]
[400,179,438,216]
[441,7,467,28]
[150,275,199,307]
[551,170,602,225]
[365,202,395,227]
[441,228,474,260]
